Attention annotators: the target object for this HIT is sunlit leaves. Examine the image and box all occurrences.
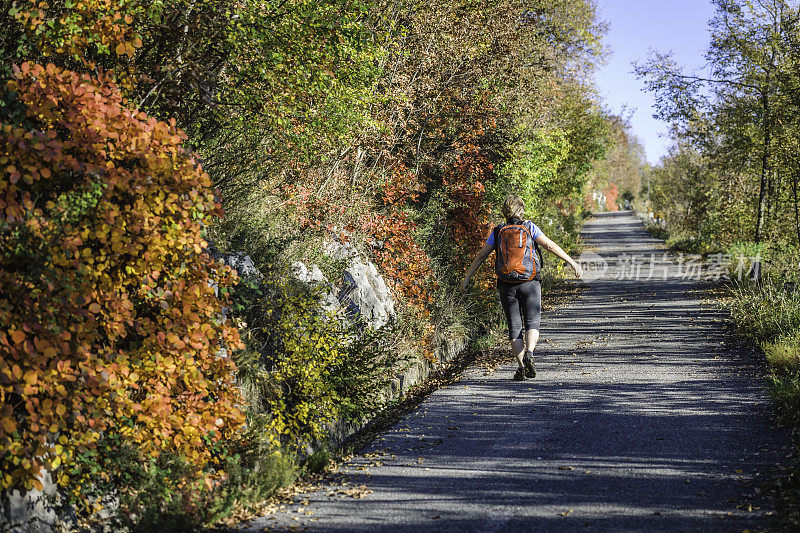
[0,62,244,495]
[10,0,145,63]
[637,0,800,245]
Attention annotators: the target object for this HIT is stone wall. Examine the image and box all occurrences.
[327,328,472,448]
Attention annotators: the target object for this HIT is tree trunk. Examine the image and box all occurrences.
[755,80,771,244]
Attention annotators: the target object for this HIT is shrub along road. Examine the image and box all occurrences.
[241,211,790,532]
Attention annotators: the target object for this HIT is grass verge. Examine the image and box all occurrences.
[725,279,800,531]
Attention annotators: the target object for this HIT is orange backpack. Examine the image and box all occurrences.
[494,223,542,283]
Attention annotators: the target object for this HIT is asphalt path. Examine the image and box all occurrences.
[242,211,789,532]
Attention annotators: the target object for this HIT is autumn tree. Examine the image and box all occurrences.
[0,0,246,507]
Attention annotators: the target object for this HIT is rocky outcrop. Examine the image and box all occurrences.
[212,239,396,330]
[338,260,395,329]
[293,242,396,329]
[217,252,260,278]
[0,472,122,533]
[0,472,68,533]
[292,262,326,285]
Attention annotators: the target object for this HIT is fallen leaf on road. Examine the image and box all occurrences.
[340,486,373,499]
[558,466,574,471]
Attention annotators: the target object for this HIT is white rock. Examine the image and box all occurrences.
[324,241,358,261]
[219,252,259,278]
[1,471,61,533]
[292,262,326,284]
[321,291,343,314]
[339,259,395,329]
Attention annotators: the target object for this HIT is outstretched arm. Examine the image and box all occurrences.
[535,234,583,279]
[459,243,494,292]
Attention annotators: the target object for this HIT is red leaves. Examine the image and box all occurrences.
[9,330,25,345]
[382,165,427,206]
[365,208,435,310]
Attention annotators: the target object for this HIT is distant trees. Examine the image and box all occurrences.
[636,0,800,246]
[584,113,650,212]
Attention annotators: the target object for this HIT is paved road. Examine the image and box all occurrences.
[243,211,788,532]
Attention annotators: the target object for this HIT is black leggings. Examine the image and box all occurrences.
[498,280,542,341]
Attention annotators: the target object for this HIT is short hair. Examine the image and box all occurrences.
[502,195,525,221]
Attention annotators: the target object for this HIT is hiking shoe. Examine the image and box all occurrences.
[513,367,526,381]
[523,351,536,378]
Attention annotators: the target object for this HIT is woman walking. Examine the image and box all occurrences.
[460,196,582,380]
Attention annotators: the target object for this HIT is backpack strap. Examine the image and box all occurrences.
[534,240,544,274]
[525,221,544,279]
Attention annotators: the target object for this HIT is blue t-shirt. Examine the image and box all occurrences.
[486,221,543,248]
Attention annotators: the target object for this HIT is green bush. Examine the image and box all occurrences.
[207,435,299,520]
[228,276,406,449]
[115,428,299,531]
[727,241,800,284]
[726,243,800,371]
[665,233,713,254]
[640,217,670,242]
[122,452,208,533]
[303,447,333,475]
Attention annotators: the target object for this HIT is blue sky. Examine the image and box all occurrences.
[593,0,717,164]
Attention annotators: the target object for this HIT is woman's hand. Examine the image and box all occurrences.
[536,235,583,280]
[459,278,469,293]
[461,243,493,293]
[571,260,583,279]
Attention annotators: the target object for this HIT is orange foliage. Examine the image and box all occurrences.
[604,183,620,212]
[364,209,435,311]
[0,63,244,491]
[365,162,436,311]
